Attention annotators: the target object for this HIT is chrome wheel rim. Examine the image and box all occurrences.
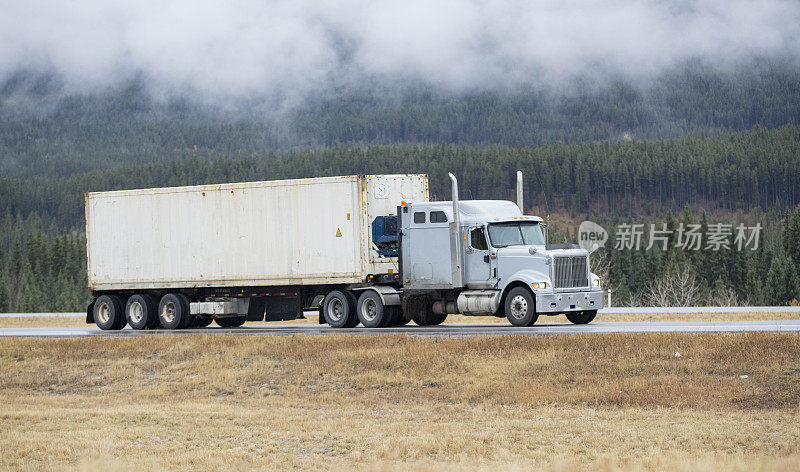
[509,295,528,320]
[161,301,176,324]
[96,302,110,324]
[362,298,378,322]
[327,298,343,322]
[129,301,144,324]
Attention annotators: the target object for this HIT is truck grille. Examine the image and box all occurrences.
[553,256,589,289]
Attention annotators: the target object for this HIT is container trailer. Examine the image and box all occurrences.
[85,172,603,330]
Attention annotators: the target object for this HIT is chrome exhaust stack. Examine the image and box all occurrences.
[516,170,523,212]
[449,172,464,287]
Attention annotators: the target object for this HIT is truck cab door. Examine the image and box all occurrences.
[464,226,495,289]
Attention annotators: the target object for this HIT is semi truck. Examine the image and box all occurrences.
[85,172,603,330]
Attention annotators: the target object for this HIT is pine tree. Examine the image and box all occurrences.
[784,204,800,277]
[765,255,800,305]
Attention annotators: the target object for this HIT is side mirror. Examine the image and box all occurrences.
[529,247,537,255]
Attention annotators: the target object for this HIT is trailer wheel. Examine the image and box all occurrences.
[194,315,214,327]
[144,295,161,328]
[566,310,597,324]
[125,294,157,330]
[413,311,447,326]
[175,294,194,329]
[158,293,190,330]
[505,287,538,327]
[94,295,124,330]
[322,290,357,328]
[356,291,392,328]
[343,292,360,327]
[388,307,408,326]
[215,316,246,328]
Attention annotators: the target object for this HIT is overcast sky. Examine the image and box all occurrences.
[1,0,799,102]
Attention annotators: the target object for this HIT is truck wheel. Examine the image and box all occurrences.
[125,294,157,330]
[388,307,409,326]
[194,315,214,327]
[158,293,190,330]
[413,311,447,326]
[323,290,357,328]
[344,292,360,327]
[356,291,390,328]
[566,310,597,324]
[144,295,161,328]
[94,295,124,330]
[176,294,194,329]
[215,316,246,327]
[505,287,538,327]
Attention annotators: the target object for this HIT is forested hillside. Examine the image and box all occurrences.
[2,126,800,311]
[2,60,800,311]
[2,125,799,233]
[2,61,799,178]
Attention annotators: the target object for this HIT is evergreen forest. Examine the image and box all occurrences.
[2,61,800,311]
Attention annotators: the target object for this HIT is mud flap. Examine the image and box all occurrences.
[265,296,302,321]
[246,297,266,321]
[85,300,95,324]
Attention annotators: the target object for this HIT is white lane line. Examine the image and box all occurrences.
[600,306,800,314]
[0,313,84,318]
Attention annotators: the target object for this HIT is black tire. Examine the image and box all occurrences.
[322,290,357,328]
[194,315,214,327]
[504,287,538,327]
[93,295,124,330]
[176,294,194,329]
[215,316,246,328]
[343,292,360,327]
[413,311,447,326]
[144,295,161,328]
[158,293,190,330]
[125,294,157,330]
[565,310,597,324]
[388,307,409,326]
[356,291,390,328]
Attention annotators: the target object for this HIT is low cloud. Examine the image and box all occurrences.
[1,0,799,104]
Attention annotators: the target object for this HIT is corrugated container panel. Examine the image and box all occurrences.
[86,174,427,290]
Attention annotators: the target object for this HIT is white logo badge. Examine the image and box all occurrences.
[579,221,607,253]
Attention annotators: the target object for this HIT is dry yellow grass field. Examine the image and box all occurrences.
[448,311,800,323]
[1,309,798,328]
[1,333,799,471]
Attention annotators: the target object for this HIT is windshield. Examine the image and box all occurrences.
[487,221,545,247]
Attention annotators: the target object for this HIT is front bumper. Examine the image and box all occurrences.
[535,290,603,313]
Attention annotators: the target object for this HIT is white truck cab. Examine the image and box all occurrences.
[398,173,603,326]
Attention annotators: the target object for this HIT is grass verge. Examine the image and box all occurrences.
[1,310,799,328]
[1,333,799,470]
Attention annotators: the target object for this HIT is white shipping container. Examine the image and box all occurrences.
[86,174,429,291]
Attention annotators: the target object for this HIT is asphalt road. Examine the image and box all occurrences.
[2,306,799,318]
[2,320,800,338]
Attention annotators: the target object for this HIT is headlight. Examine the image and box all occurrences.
[593,278,601,287]
[531,282,548,290]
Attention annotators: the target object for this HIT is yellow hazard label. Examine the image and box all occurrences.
[336,228,342,237]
